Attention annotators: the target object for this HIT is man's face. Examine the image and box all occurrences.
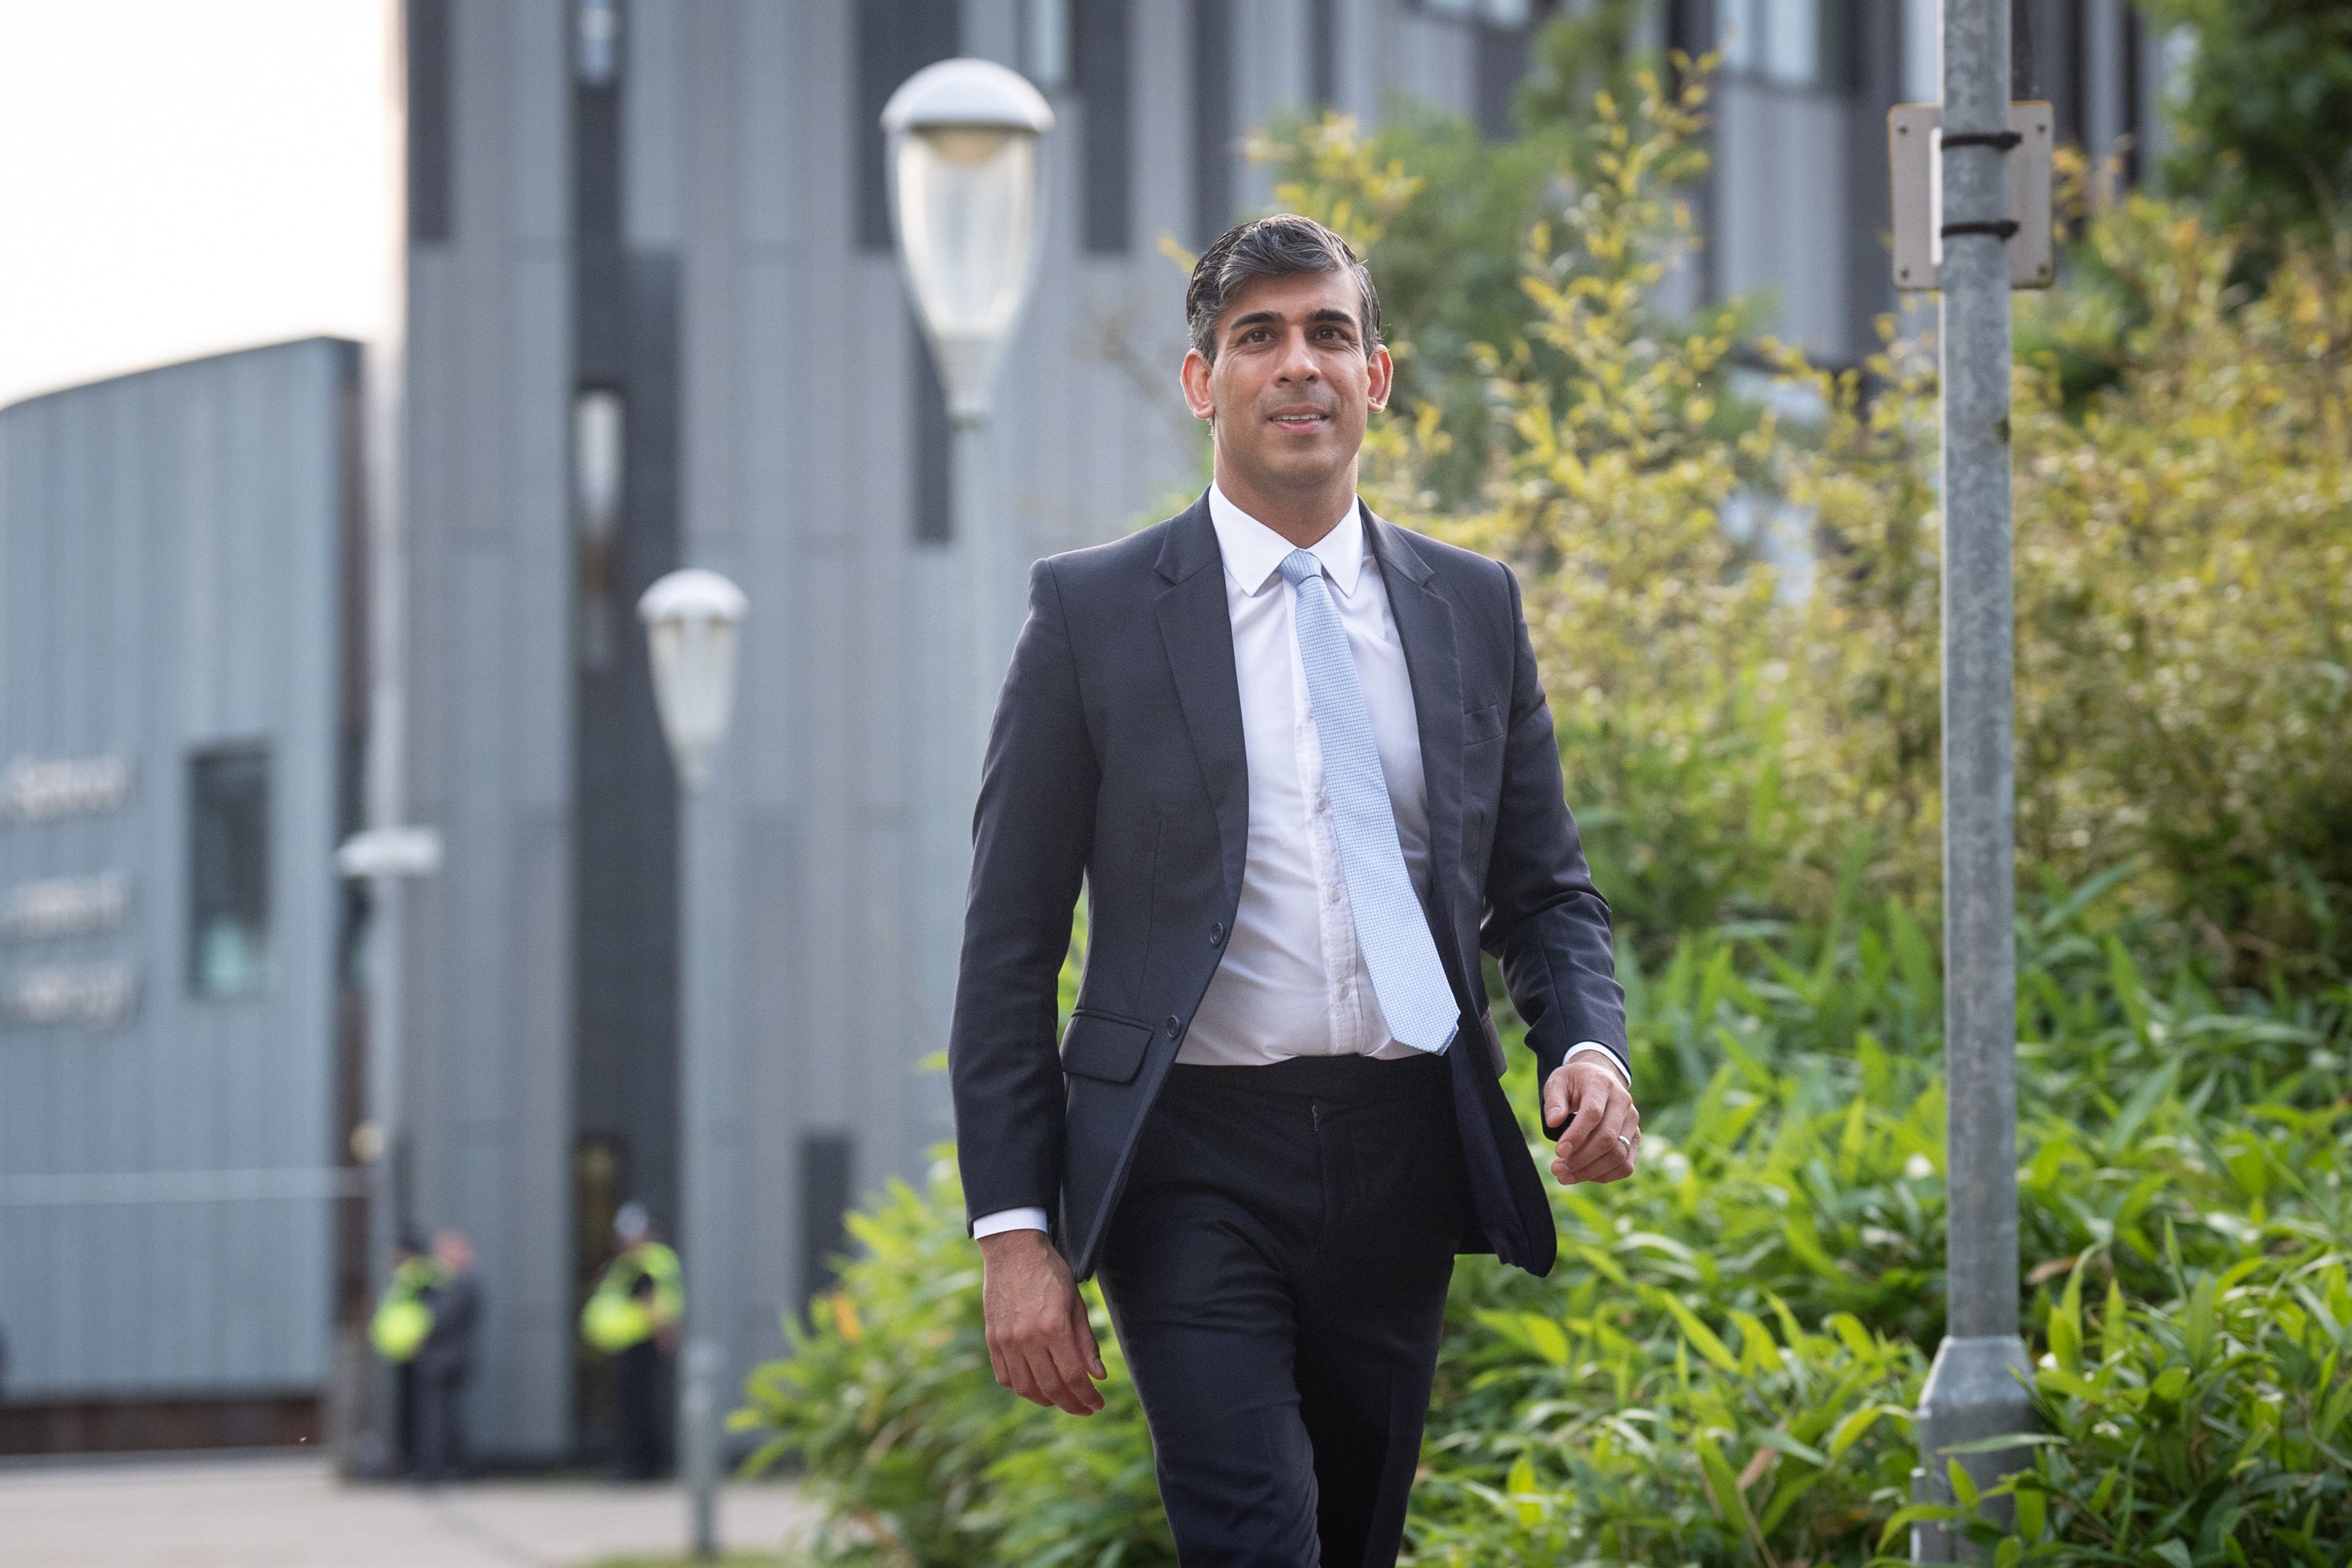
[1181,268,1392,497]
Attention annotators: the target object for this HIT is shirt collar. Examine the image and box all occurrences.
[1207,483,1369,600]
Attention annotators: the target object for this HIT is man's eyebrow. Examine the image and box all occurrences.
[1223,307,1359,338]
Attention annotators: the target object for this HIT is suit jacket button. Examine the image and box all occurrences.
[1164,1015,1181,1037]
[1209,922,1225,946]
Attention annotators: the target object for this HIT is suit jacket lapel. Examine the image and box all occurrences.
[1153,496,1249,901]
[1363,503,1467,990]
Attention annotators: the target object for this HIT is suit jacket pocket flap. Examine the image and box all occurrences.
[1464,702,1508,746]
[1061,1011,1152,1084]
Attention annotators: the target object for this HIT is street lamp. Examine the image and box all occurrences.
[882,57,1054,734]
[639,568,748,1560]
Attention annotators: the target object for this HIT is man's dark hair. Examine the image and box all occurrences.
[1185,215,1381,363]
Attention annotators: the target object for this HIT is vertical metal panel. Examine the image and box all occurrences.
[1076,0,1134,252]
[855,0,962,249]
[408,0,456,242]
[397,0,575,1460]
[1192,0,1235,245]
[0,339,351,1401]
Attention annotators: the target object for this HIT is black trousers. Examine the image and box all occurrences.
[1098,1052,1475,1568]
[415,1368,469,1483]
[615,1338,674,1479]
[393,1361,419,1476]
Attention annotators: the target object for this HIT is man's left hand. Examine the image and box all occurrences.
[1541,1056,1639,1185]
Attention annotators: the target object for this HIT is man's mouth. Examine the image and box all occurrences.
[1269,409,1331,430]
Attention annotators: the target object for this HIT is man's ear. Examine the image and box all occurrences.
[1365,343,1395,414]
[1180,347,1216,423]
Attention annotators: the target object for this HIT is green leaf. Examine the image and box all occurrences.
[1505,1454,1542,1528]
[1828,1403,1893,1459]
[1947,1457,1980,1510]
[1730,1309,1787,1375]
[1649,1288,1741,1373]
[1697,1433,1750,1524]
[1522,1313,1571,1367]
[2049,1258,2087,1376]
[2104,1054,2181,1157]
[2016,1485,2047,1540]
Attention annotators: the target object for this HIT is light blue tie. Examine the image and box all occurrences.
[1279,549,1458,1055]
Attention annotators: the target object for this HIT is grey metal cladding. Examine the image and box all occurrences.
[0,339,354,1400]
[1076,0,1134,253]
[854,0,960,250]
[409,0,456,244]
[1190,0,1234,247]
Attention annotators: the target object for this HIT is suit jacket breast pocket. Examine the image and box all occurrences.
[1061,1010,1153,1084]
[1463,702,1507,748]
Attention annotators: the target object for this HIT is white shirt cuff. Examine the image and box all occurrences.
[1565,1040,1631,1087]
[971,1207,1051,1239]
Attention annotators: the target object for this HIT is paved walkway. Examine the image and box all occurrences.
[0,1454,815,1567]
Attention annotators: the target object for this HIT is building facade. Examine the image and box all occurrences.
[0,339,365,1452]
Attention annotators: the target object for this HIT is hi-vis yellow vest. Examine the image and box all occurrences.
[580,1243,683,1354]
[369,1257,441,1363]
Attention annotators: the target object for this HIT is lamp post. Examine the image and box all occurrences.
[1913,0,2034,1558]
[639,568,748,1561]
[882,57,1054,766]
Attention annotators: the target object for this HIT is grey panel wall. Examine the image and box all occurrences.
[401,0,575,1459]
[0,339,353,1400]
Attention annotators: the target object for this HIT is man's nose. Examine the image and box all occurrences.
[1272,328,1319,382]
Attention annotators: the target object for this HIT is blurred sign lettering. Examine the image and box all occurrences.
[2,872,131,941]
[6,960,139,1027]
[2,754,133,823]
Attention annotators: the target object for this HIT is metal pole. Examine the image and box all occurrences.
[1915,0,2034,1559]
[678,752,739,1559]
[360,11,414,1465]
[954,412,1004,769]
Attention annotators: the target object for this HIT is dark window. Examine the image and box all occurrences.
[407,0,453,243]
[1075,0,1132,253]
[799,1132,856,1302]
[1666,0,1713,64]
[1473,21,1529,140]
[189,747,270,998]
[855,0,962,251]
[913,325,953,543]
[1308,0,1338,108]
[1191,0,1234,248]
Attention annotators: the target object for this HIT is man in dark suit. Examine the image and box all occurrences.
[949,215,1639,1568]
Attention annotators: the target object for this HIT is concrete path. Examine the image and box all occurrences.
[0,1454,816,1567]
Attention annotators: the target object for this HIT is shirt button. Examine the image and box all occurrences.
[1208,922,1225,946]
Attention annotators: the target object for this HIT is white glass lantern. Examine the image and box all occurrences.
[882,59,1056,423]
[638,569,748,792]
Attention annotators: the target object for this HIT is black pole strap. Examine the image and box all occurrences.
[1940,130,2023,152]
[1940,128,2024,240]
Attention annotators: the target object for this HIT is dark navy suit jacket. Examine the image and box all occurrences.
[948,494,1627,1279]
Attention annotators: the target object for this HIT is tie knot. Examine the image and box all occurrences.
[1279,550,1323,588]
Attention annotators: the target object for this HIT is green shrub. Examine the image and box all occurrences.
[1895,1250,2352,1566]
[1272,51,2352,978]
[740,885,2352,1566]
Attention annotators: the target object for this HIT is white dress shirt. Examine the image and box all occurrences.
[972,488,1624,1240]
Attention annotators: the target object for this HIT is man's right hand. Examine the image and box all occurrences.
[978,1229,1106,1415]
